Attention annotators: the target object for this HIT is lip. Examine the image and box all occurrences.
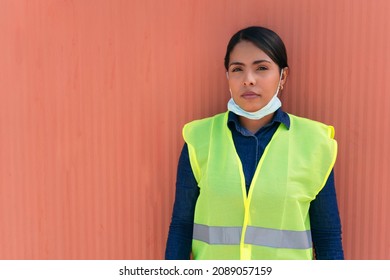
[241,91,260,99]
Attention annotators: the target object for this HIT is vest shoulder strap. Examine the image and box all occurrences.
[183,112,227,182]
[288,113,335,139]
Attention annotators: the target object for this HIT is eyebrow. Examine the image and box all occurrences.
[229,60,272,67]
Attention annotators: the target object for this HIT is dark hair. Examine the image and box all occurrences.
[224,26,288,70]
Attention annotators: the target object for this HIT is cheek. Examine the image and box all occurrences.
[259,77,279,92]
[228,84,240,97]
[228,79,240,91]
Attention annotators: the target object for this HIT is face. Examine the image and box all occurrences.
[227,40,288,112]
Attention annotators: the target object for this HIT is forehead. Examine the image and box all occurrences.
[229,40,273,63]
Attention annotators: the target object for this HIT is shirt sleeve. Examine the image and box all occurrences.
[309,169,344,259]
[165,143,199,260]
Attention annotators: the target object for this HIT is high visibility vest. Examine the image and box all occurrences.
[183,111,337,260]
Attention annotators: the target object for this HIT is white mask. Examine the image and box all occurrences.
[227,69,284,120]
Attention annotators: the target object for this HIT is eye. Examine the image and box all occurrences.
[231,67,242,72]
[257,65,268,71]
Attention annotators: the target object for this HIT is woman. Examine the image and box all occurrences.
[165,26,344,260]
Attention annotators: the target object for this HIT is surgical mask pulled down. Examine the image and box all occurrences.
[227,69,284,120]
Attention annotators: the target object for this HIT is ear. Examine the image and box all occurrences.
[281,67,289,87]
[226,71,229,80]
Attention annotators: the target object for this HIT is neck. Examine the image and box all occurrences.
[238,113,274,134]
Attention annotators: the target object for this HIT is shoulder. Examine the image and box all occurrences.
[183,112,227,138]
[288,113,335,139]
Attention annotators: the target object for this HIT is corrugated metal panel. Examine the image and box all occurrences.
[0,0,389,259]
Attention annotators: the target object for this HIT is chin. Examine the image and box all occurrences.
[242,105,263,112]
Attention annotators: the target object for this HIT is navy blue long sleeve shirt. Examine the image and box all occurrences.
[165,109,344,260]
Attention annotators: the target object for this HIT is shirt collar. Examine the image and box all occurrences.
[227,108,290,135]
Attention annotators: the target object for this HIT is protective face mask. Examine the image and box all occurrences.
[227,69,284,120]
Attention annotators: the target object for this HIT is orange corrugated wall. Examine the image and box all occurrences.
[0,0,389,260]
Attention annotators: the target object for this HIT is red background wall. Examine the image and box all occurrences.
[1,0,389,259]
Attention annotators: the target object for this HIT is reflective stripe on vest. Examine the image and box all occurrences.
[193,223,312,249]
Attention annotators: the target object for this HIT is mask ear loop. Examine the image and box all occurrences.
[278,68,285,94]
[226,72,233,96]
[277,69,284,95]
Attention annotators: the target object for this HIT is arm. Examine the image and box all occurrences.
[310,170,344,259]
[165,143,199,260]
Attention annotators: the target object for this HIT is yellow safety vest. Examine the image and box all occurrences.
[183,111,337,260]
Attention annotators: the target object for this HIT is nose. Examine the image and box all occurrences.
[243,71,256,86]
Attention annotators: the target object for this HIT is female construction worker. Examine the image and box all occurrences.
[165,26,344,260]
